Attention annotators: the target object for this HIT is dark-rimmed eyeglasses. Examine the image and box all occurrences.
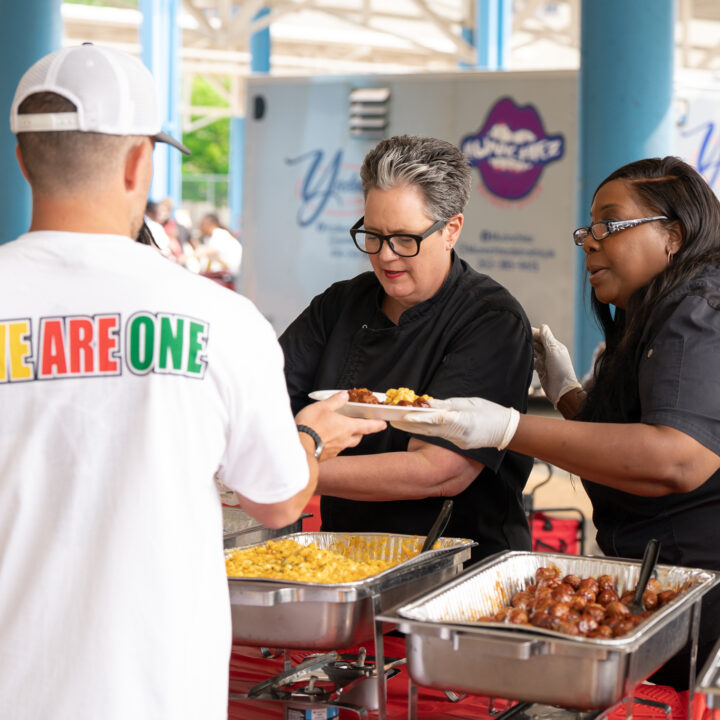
[350,216,445,257]
[573,216,668,247]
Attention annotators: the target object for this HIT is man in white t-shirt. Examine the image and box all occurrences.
[0,44,384,720]
[195,212,243,276]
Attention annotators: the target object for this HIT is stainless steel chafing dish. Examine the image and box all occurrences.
[697,637,720,709]
[227,531,474,649]
[382,551,719,710]
[222,505,308,549]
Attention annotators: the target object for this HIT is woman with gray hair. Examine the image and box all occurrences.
[280,135,534,564]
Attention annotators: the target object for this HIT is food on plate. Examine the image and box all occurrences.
[347,387,380,404]
[472,566,682,638]
[384,387,432,407]
[226,538,412,583]
[347,386,433,408]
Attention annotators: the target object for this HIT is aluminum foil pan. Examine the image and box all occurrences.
[397,551,714,646]
[386,551,720,709]
[227,531,474,649]
[226,531,473,586]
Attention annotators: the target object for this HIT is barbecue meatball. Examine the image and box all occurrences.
[605,601,631,618]
[508,608,529,624]
[536,567,560,582]
[577,614,599,635]
[562,574,582,590]
[588,624,613,639]
[577,578,599,599]
[597,575,615,591]
[570,595,588,612]
[547,602,571,620]
[511,591,532,610]
[597,589,620,606]
[584,603,607,623]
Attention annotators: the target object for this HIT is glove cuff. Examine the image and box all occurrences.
[553,379,582,409]
[498,408,520,450]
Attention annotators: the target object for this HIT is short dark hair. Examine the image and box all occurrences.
[16,92,138,195]
[360,135,472,220]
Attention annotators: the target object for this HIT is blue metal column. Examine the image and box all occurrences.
[229,115,245,233]
[139,0,182,204]
[0,0,63,245]
[475,0,512,70]
[229,8,271,233]
[575,0,675,375]
[459,26,474,69]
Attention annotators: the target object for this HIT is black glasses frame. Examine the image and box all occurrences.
[350,216,445,257]
[573,215,668,247]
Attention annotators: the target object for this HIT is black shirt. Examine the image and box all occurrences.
[279,252,534,564]
[582,265,720,569]
[582,265,720,687]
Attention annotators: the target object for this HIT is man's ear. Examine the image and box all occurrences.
[123,139,152,191]
[15,145,30,183]
[444,213,464,250]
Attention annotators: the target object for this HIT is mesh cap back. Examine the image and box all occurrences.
[10,44,189,155]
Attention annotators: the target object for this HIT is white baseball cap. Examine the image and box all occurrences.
[10,43,190,155]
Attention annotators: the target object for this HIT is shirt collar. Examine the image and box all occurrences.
[373,250,462,326]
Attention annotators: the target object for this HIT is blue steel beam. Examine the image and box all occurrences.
[575,0,675,375]
[0,0,63,245]
[140,0,182,205]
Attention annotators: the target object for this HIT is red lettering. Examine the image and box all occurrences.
[97,316,119,373]
[40,319,67,377]
[68,318,94,374]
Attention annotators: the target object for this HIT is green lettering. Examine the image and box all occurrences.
[159,316,184,370]
[128,314,155,372]
[186,321,207,375]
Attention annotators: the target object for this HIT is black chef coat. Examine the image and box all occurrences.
[279,252,534,564]
[582,264,720,688]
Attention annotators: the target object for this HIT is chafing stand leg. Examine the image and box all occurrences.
[283,648,291,672]
[625,691,635,720]
[687,598,702,720]
[373,593,388,720]
[408,675,418,720]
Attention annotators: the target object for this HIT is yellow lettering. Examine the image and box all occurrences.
[8,321,33,381]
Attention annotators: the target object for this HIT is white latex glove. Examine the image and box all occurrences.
[532,324,582,408]
[390,397,520,451]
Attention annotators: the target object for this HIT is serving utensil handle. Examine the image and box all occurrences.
[633,538,661,606]
[421,499,453,553]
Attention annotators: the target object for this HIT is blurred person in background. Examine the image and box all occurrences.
[195,211,243,282]
[144,199,172,256]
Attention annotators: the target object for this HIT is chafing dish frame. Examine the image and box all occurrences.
[696,636,720,709]
[227,531,474,720]
[379,550,719,714]
[222,506,311,549]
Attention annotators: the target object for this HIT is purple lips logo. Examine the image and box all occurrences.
[461,97,565,200]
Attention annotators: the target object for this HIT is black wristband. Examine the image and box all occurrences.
[296,424,325,460]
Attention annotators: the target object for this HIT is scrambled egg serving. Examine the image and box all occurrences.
[384,387,433,406]
[225,538,417,583]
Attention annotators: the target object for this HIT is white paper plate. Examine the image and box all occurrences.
[308,389,437,421]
